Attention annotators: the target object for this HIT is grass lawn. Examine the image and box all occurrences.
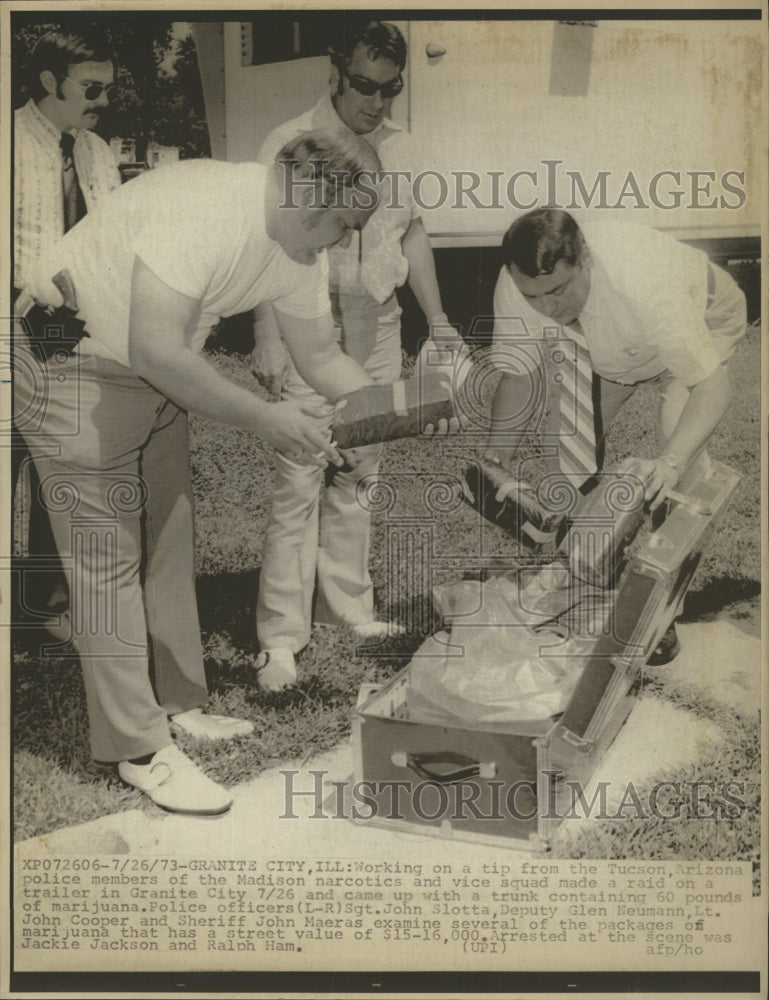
[12,321,761,878]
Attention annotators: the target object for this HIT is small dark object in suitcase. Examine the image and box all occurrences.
[463,460,565,547]
[331,371,454,449]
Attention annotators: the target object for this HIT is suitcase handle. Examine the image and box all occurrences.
[391,750,496,783]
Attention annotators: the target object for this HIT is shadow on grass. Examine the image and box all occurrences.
[681,577,760,624]
[196,569,260,643]
[12,650,91,767]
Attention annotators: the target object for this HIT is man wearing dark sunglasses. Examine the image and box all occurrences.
[331,30,404,134]
[15,29,119,204]
[251,19,463,691]
[14,29,121,634]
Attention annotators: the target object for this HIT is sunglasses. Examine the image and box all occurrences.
[342,67,403,99]
[64,78,118,102]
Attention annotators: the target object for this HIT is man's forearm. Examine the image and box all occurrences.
[296,347,373,402]
[403,219,453,331]
[489,371,541,436]
[485,370,541,467]
[276,310,374,402]
[253,300,281,343]
[660,365,731,469]
[631,365,731,509]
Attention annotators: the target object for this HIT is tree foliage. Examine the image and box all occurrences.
[12,16,210,161]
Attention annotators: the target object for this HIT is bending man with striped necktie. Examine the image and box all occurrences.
[485,208,746,665]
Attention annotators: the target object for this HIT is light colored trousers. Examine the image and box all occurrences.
[256,292,402,653]
[14,334,207,761]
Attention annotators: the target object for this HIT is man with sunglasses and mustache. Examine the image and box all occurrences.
[15,28,119,294]
[251,19,462,691]
[14,29,121,633]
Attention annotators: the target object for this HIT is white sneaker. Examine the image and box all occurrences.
[118,744,232,815]
[351,621,406,638]
[170,708,254,741]
[255,648,297,691]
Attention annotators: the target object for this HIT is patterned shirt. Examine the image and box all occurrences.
[14,98,120,289]
[257,94,420,303]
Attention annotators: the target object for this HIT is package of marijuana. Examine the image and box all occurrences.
[331,371,455,449]
[463,460,565,547]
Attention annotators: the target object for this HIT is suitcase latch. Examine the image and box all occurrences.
[559,729,595,752]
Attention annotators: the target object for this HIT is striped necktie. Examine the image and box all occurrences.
[558,319,597,484]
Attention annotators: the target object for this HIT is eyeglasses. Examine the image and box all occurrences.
[342,67,403,99]
[61,78,118,102]
[81,81,118,101]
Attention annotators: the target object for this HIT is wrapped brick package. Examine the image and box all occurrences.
[463,460,565,547]
[331,371,454,449]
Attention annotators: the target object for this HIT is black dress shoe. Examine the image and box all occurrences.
[647,622,681,666]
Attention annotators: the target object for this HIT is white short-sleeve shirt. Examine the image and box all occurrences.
[29,160,330,366]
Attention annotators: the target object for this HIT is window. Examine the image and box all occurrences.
[241,14,340,67]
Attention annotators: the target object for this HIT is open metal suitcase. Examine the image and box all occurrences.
[352,460,741,850]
